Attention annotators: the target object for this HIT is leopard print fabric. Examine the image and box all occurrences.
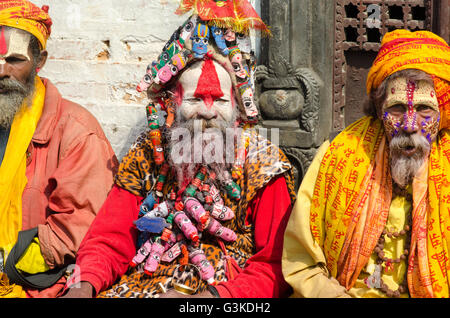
[99,128,296,298]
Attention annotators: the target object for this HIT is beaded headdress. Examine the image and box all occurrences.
[136,0,269,128]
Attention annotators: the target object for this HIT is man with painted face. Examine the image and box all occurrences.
[282,30,450,298]
[0,1,118,297]
[62,0,296,298]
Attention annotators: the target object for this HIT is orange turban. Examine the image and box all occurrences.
[0,0,52,49]
[366,30,450,128]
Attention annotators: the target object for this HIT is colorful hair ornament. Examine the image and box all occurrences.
[191,22,210,59]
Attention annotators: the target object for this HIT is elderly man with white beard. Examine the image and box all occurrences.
[282,29,450,298]
[62,0,296,298]
[0,1,118,298]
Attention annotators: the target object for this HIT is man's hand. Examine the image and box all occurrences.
[158,289,214,298]
[60,281,95,298]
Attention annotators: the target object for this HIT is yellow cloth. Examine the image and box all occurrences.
[0,273,26,298]
[15,237,49,274]
[282,141,411,298]
[310,117,392,291]
[0,76,45,257]
[0,0,52,49]
[286,116,450,297]
[350,191,411,298]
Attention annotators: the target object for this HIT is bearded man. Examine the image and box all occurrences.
[282,30,450,298]
[62,0,295,299]
[0,1,118,298]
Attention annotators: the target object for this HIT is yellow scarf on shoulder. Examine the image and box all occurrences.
[0,76,45,259]
[311,116,450,298]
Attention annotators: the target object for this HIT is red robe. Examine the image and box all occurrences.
[74,175,293,298]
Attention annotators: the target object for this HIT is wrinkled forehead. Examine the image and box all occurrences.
[0,26,31,61]
[177,60,232,96]
[384,75,439,110]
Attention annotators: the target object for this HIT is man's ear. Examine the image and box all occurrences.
[36,50,48,70]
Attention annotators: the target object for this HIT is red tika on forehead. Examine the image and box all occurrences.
[0,27,7,55]
[194,58,224,109]
[406,80,416,114]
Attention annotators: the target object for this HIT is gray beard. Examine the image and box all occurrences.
[0,70,37,129]
[389,133,431,188]
[165,107,238,186]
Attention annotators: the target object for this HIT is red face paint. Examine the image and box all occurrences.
[404,80,417,132]
[194,58,224,109]
[0,26,8,55]
[174,82,184,107]
[406,80,416,114]
[231,87,235,109]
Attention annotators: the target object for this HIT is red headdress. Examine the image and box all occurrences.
[175,0,270,36]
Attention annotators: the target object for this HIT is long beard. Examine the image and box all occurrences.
[389,133,431,188]
[165,107,238,186]
[0,69,36,128]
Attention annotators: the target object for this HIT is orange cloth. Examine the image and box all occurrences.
[366,30,450,129]
[176,0,270,36]
[0,0,52,49]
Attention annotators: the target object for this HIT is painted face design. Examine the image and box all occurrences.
[191,22,210,59]
[136,72,154,92]
[223,28,236,42]
[0,27,31,65]
[382,76,440,143]
[210,26,229,56]
[238,82,258,120]
[229,46,248,80]
[179,15,198,42]
[156,49,194,84]
[153,41,182,84]
[236,33,251,54]
[177,60,234,124]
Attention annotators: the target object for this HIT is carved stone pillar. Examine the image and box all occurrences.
[256,0,334,190]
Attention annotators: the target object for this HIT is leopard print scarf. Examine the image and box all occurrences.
[98,128,295,298]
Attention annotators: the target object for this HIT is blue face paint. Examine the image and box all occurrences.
[191,22,210,59]
[139,192,158,217]
[210,26,229,55]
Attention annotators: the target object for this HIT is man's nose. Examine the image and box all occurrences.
[197,106,217,120]
[402,111,419,134]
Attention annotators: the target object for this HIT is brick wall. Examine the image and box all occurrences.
[30,0,186,159]
[31,0,260,159]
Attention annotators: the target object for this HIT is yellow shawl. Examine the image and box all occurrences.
[311,29,450,298]
[0,76,45,259]
[311,116,450,298]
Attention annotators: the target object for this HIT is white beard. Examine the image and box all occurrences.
[389,133,430,188]
[165,108,239,186]
[0,74,36,128]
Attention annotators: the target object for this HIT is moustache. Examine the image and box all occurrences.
[0,78,28,95]
[389,132,430,158]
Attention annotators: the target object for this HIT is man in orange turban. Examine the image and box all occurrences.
[282,30,450,298]
[0,1,118,298]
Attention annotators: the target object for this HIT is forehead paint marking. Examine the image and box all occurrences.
[6,30,31,61]
[194,59,224,109]
[0,27,7,55]
[0,28,31,62]
[406,80,416,114]
[403,80,417,131]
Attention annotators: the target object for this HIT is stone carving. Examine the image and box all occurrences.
[255,54,322,189]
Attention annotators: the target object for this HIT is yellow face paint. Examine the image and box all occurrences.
[0,28,31,65]
[383,76,439,113]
